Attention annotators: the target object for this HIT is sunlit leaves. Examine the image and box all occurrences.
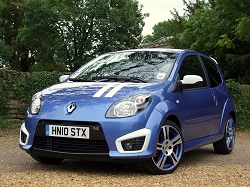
[217,34,235,49]
[235,16,250,42]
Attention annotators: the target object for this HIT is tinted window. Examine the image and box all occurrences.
[201,56,222,87]
[178,55,207,87]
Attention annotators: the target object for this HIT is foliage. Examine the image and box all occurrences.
[0,114,21,129]
[17,0,147,72]
[0,82,9,116]
[0,70,61,115]
[0,0,31,71]
[0,1,14,68]
[226,79,250,130]
[142,9,186,45]
[14,71,60,104]
[0,115,12,129]
[0,0,148,72]
[142,21,173,43]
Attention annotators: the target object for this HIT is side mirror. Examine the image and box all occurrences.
[181,75,203,86]
[173,75,203,92]
[59,75,70,82]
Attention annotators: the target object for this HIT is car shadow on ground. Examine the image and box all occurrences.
[28,145,217,175]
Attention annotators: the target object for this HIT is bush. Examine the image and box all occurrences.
[13,71,60,104]
[0,115,12,129]
[226,79,250,130]
[0,70,62,118]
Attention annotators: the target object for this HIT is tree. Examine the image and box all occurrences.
[0,0,33,71]
[179,0,250,83]
[0,1,14,68]
[18,0,147,71]
[214,0,250,83]
[142,20,174,44]
[141,3,187,46]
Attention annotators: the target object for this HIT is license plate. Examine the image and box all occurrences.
[45,125,89,139]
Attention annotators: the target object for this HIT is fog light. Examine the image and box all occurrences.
[121,136,145,151]
[124,142,133,151]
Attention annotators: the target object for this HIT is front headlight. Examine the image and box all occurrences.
[29,91,42,115]
[106,93,152,118]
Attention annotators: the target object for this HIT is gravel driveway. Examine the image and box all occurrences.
[0,129,249,187]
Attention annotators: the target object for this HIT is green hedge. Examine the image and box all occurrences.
[226,79,250,130]
[4,71,60,102]
[0,70,62,128]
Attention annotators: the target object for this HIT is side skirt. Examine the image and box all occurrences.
[184,134,224,153]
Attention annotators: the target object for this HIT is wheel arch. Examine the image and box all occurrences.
[229,110,237,126]
[143,115,184,174]
[145,102,182,158]
[153,99,182,130]
[166,114,181,131]
[219,98,237,133]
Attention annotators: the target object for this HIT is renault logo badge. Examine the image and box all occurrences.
[67,102,76,114]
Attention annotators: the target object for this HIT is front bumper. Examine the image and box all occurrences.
[20,121,153,160]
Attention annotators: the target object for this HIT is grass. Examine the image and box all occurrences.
[0,115,22,137]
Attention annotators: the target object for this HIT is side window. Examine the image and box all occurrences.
[178,55,207,87]
[201,56,222,87]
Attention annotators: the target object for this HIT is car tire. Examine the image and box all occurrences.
[31,155,64,164]
[143,120,184,174]
[213,115,236,154]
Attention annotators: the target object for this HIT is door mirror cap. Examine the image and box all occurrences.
[59,75,70,82]
[173,75,203,92]
[181,75,203,86]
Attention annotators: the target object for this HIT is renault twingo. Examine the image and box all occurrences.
[20,49,236,174]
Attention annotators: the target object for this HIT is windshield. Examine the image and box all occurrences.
[70,51,178,83]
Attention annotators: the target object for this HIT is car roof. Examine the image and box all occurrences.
[104,48,217,63]
[112,48,185,54]
[108,48,207,56]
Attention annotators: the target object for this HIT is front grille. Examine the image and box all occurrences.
[33,136,109,153]
[33,120,109,154]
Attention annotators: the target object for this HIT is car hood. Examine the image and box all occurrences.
[42,82,160,98]
[38,82,163,120]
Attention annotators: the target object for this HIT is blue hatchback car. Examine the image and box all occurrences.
[20,48,236,174]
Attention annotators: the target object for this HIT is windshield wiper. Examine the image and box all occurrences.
[128,76,148,83]
[91,76,147,83]
[69,78,94,82]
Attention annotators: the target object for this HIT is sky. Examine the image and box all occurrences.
[138,0,185,36]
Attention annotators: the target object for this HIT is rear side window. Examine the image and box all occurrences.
[201,57,222,87]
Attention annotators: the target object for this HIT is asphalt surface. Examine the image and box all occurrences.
[0,129,249,187]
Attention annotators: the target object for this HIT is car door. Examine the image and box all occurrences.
[177,54,219,142]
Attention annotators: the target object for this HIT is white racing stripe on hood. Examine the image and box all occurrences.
[92,83,117,97]
[46,81,135,97]
[105,83,128,97]
[93,83,129,97]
